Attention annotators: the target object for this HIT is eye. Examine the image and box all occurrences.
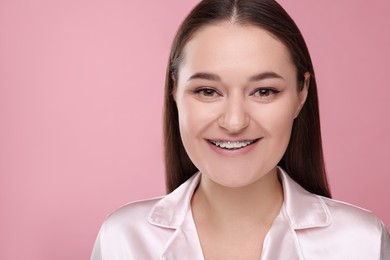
[252,88,280,99]
[192,88,220,98]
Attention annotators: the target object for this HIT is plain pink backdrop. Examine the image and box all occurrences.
[1,1,389,259]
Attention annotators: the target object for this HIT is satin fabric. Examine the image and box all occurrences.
[91,168,390,259]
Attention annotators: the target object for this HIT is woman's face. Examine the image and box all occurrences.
[174,23,308,188]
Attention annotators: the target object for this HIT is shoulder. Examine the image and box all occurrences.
[319,196,383,231]
[110,196,163,218]
[92,196,178,259]
[315,196,388,253]
[96,196,173,250]
[102,196,163,230]
[295,195,389,259]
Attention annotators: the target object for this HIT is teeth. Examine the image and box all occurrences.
[210,140,256,150]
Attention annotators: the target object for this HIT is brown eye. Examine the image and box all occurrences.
[252,88,280,98]
[201,89,216,97]
[259,89,272,97]
[193,88,220,98]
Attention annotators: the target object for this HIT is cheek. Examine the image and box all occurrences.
[177,99,199,135]
[176,99,220,166]
[177,98,220,137]
[256,98,298,140]
[177,101,208,149]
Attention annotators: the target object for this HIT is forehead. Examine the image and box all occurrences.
[179,22,295,78]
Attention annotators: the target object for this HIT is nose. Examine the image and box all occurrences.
[218,95,249,133]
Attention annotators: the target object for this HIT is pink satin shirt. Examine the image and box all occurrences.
[91,168,390,259]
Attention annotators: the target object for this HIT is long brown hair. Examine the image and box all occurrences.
[163,0,331,198]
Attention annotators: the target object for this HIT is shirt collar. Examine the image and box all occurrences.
[148,168,332,230]
[148,172,201,228]
[278,167,332,229]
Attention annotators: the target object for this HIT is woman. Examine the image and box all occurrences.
[91,0,390,259]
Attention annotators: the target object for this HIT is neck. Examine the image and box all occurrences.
[191,168,283,225]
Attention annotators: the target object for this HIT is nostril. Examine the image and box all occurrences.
[217,114,250,133]
[217,99,250,132]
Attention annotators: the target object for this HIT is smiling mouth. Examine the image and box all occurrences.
[208,139,260,150]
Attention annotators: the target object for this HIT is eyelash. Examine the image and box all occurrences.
[192,87,220,97]
[192,87,280,99]
[251,88,281,98]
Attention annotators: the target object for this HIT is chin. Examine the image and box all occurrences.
[206,170,265,188]
[201,163,279,188]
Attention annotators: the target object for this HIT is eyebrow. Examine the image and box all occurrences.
[249,71,284,81]
[187,71,284,82]
[187,72,221,81]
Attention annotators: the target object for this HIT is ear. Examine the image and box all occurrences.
[294,72,310,118]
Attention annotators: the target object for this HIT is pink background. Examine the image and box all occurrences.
[1,1,389,259]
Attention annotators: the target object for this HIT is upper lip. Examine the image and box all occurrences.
[206,138,261,142]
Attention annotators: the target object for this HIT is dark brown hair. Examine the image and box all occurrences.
[163,0,331,198]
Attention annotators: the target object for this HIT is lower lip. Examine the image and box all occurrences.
[206,139,260,156]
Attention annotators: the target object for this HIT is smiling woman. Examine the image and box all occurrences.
[91,0,389,259]
[174,23,308,191]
